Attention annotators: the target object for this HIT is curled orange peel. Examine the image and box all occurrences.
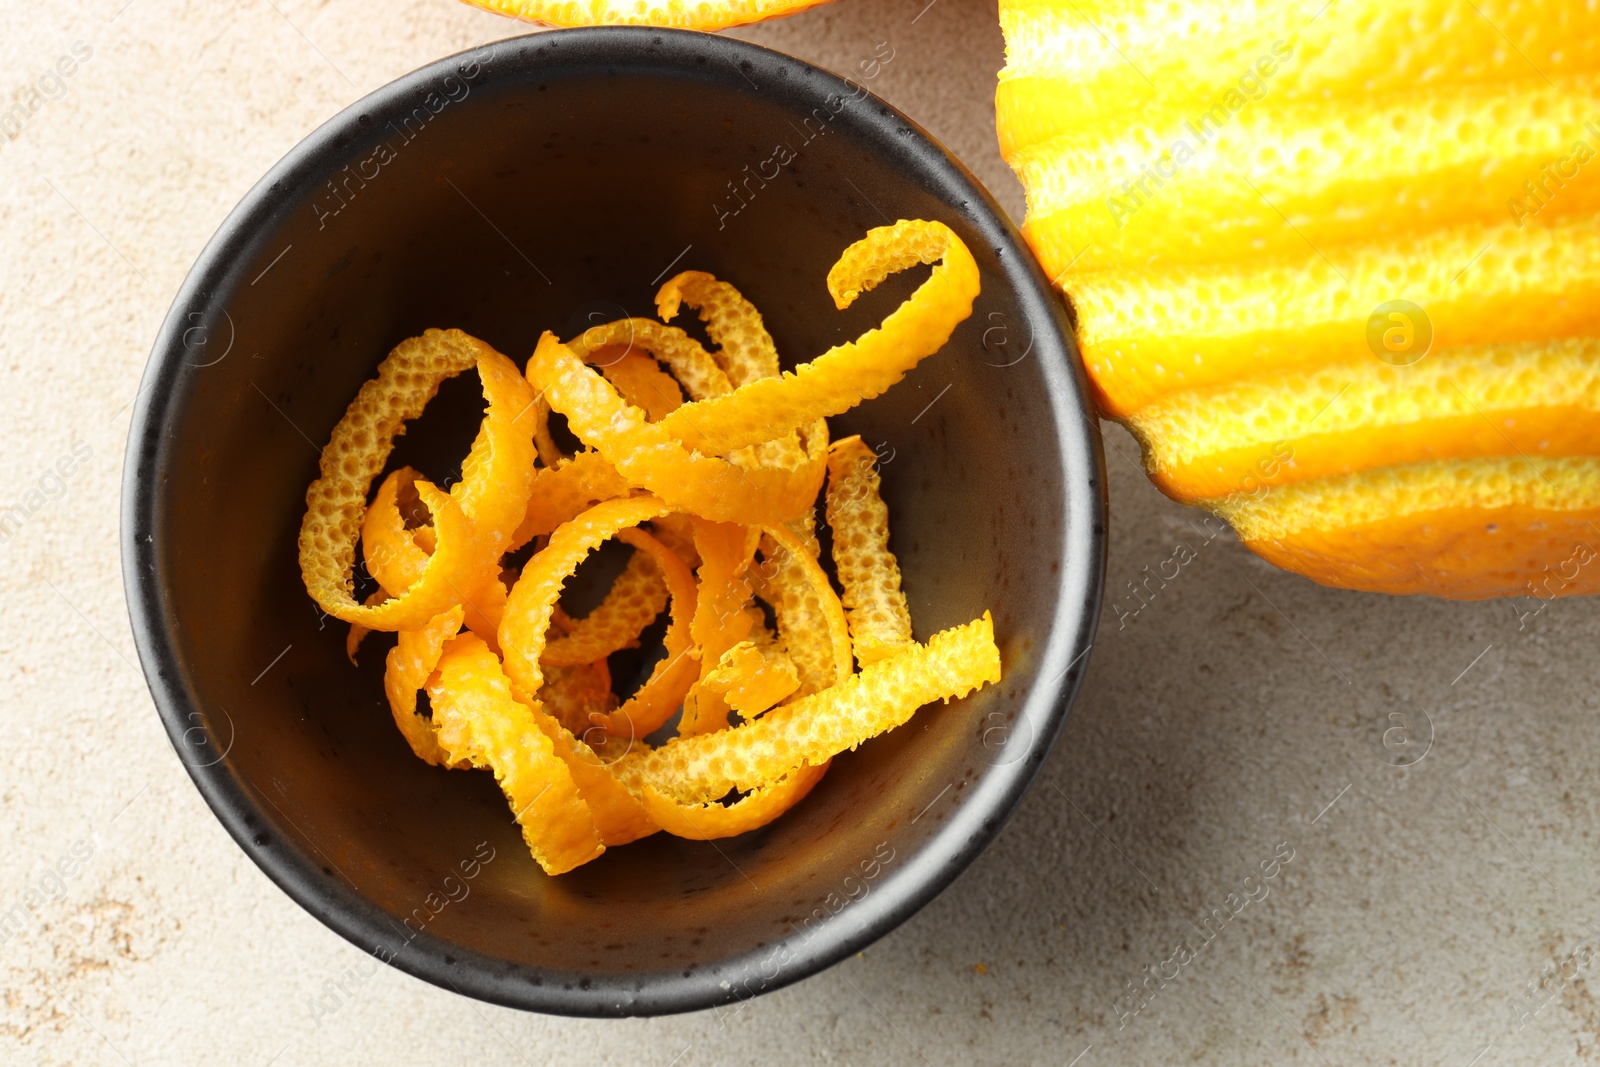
[619,613,1001,805]
[362,467,432,594]
[763,519,852,692]
[656,270,781,388]
[700,640,801,718]
[499,496,699,745]
[540,548,669,668]
[510,450,632,549]
[428,633,604,874]
[525,692,658,848]
[588,527,701,739]
[529,332,824,527]
[657,270,810,470]
[596,348,686,422]
[641,761,829,841]
[654,220,979,458]
[755,513,842,698]
[826,436,914,665]
[570,318,732,402]
[678,519,757,736]
[299,329,533,629]
[383,605,468,768]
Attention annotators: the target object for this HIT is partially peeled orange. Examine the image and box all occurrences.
[461,0,831,30]
[997,0,1600,599]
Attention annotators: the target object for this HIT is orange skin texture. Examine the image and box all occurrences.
[1245,505,1600,601]
[459,0,832,31]
[997,0,1600,596]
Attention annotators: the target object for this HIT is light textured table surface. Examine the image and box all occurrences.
[4,1,1598,1063]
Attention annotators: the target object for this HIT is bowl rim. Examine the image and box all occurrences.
[121,25,1107,1018]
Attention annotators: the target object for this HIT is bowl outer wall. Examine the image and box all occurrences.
[121,27,1106,1017]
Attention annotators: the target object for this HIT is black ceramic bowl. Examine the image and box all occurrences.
[123,28,1104,1017]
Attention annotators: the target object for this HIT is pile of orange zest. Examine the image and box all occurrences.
[300,221,1002,875]
[428,633,604,874]
[825,436,914,666]
[298,329,533,628]
[618,613,1001,805]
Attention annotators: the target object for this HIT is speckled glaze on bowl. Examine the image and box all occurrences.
[122,27,1105,1017]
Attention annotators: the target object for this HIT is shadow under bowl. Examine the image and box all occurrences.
[122,27,1106,1017]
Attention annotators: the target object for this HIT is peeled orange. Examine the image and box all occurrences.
[460,0,830,29]
[997,0,1600,599]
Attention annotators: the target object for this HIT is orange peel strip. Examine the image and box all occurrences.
[678,519,757,736]
[362,466,508,648]
[700,640,800,718]
[502,495,684,710]
[825,436,914,666]
[451,341,539,541]
[595,347,685,421]
[525,695,658,848]
[569,319,732,402]
[754,513,837,698]
[588,527,701,738]
[428,633,604,875]
[650,512,701,571]
[362,467,432,594]
[541,659,617,738]
[530,332,825,527]
[656,271,809,469]
[299,329,533,629]
[762,519,852,691]
[654,221,980,457]
[620,613,1001,805]
[657,270,781,387]
[540,548,669,667]
[530,391,563,470]
[382,605,467,768]
[641,761,829,841]
[345,589,389,664]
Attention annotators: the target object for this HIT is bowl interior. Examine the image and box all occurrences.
[126,29,1103,1015]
